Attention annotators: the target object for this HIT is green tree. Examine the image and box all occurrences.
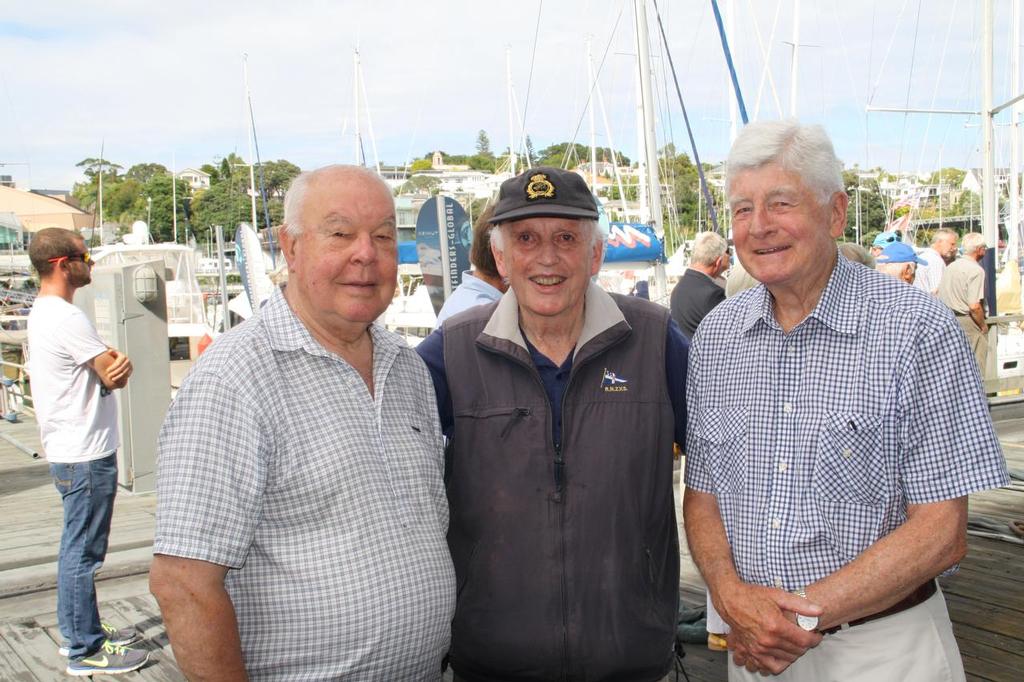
[842,169,888,245]
[410,158,433,172]
[525,135,536,163]
[75,157,123,179]
[398,175,441,195]
[476,130,491,156]
[121,174,191,242]
[258,159,302,199]
[125,163,169,184]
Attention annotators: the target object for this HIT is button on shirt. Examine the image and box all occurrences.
[155,288,455,680]
[685,256,1008,591]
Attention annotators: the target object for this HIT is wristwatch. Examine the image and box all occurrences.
[794,589,819,631]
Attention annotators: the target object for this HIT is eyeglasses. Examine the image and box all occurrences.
[48,251,92,265]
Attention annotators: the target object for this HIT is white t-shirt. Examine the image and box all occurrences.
[913,247,946,294]
[27,296,119,463]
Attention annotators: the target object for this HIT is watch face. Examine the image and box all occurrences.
[797,613,819,631]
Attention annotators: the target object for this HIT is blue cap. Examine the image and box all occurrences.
[876,242,927,265]
[872,231,902,247]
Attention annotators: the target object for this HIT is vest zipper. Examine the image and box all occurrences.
[500,407,531,439]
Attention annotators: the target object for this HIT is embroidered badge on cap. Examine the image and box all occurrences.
[601,368,629,392]
[526,173,556,201]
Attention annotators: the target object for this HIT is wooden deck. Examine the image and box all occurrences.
[0,412,1020,681]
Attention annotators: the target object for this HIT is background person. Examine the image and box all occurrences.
[670,231,729,339]
[150,165,455,680]
[434,201,508,327]
[938,232,989,374]
[875,241,927,285]
[27,227,147,676]
[914,228,958,294]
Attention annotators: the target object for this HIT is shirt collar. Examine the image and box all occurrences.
[739,254,860,336]
[262,285,402,359]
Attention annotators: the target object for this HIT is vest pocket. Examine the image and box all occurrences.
[693,407,749,493]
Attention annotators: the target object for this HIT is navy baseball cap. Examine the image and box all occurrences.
[490,166,599,223]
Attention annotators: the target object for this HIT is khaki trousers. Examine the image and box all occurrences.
[728,588,965,682]
[957,315,988,374]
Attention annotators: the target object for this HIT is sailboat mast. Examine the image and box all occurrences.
[1010,0,1021,261]
[983,0,996,247]
[634,0,661,233]
[172,152,178,244]
[587,37,598,191]
[354,50,363,166]
[790,0,800,116]
[243,55,258,230]
[506,47,518,176]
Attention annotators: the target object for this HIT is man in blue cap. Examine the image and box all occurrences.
[417,166,690,681]
[876,241,927,285]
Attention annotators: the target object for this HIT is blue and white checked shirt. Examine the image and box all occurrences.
[155,287,455,681]
[685,255,1009,591]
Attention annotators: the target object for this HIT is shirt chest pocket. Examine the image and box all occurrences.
[694,407,748,493]
[813,412,886,506]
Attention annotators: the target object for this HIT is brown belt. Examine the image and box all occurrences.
[822,580,937,635]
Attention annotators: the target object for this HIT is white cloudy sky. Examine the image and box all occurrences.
[1,0,1020,189]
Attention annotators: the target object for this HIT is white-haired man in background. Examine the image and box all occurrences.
[938,231,989,373]
[670,231,729,339]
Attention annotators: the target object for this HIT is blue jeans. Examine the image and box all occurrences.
[50,453,118,660]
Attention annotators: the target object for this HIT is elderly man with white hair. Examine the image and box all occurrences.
[670,231,729,339]
[938,231,989,372]
[150,165,456,680]
[417,166,690,681]
[683,120,1008,681]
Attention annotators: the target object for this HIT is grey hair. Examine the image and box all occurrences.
[283,165,394,236]
[931,228,958,246]
[838,242,875,268]
[961,232,986,254]
[725,120,845,206]
[691,231,728,266]
[876,262,915,278]
[490,218,602,252]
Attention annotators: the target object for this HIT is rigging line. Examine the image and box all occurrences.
[829,0,869,157]
[867,0,913,106]
[561,3,627,167]
[865,0,877,169]
[519,0,545,141]
[895,0,925,176]
[247,93,277,266]
[749,0,785,121]
[914,0,959,173]
[651,0,720,234]
[711,0,749,124]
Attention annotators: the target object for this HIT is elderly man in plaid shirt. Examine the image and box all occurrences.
[150,166,455,680]
[683,121,1008,682]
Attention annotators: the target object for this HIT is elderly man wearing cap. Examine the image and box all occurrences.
[417,166,689,681]
[684,121,1007,681]
[875,241,927,285]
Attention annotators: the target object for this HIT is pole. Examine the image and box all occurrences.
[215,225,231,332]
[634,0,662,233]
[243,56,259,232]
[1010,0,1022,262]
[172,152,178,244]
[506,47,517,176]
[790,0,800,116]
[354,50,363,166]
[587,37,599,192]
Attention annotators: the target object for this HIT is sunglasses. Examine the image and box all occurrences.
[48,251,92,265]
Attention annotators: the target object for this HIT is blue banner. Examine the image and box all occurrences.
[603,222,664,264]
[415,197,471,315]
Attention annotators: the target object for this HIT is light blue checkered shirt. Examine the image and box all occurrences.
[685,255,1009,590]
[155,287,455,680]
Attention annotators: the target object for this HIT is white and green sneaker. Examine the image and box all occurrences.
[58,622,140,657]
[66,640,149,676]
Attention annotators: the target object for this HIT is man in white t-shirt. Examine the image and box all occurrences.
[914,228,958,294]
[27,228,149,676]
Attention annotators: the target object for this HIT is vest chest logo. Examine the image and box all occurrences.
[601,368,629,392]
